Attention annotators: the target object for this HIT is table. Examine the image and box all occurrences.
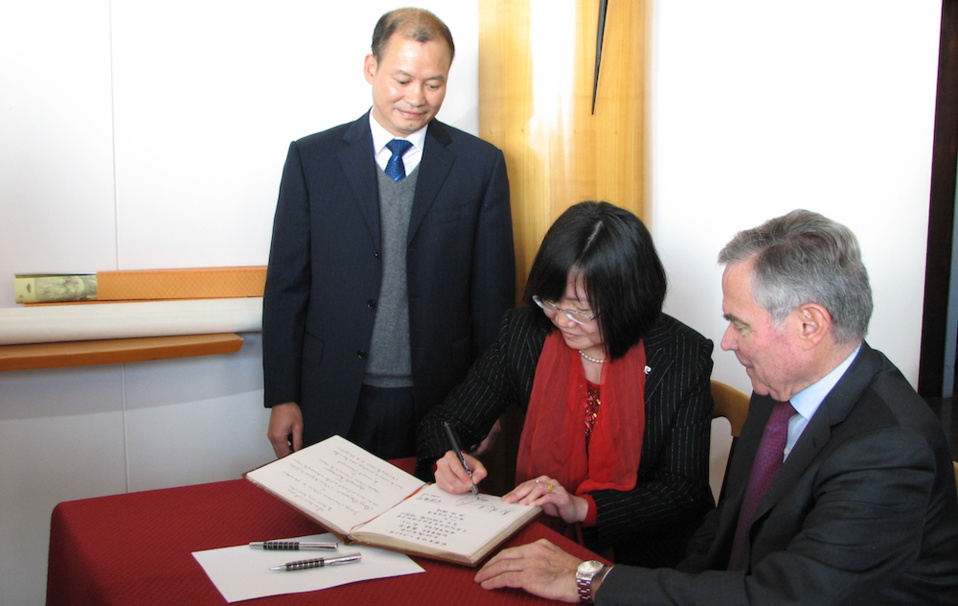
[47,473,604,605]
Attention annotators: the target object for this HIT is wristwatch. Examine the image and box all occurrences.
[575,560,606,603]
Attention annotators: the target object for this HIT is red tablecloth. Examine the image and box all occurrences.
[47,474,603,605]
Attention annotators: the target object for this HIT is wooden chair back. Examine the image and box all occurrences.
[711,380,750,437]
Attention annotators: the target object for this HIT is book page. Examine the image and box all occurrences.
[351,483,539,563]
[246,435,424,535]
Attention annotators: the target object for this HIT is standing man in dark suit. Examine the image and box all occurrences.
[262,8,514,460]
[472,210,958,604]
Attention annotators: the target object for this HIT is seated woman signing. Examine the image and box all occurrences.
[416,201,716,567]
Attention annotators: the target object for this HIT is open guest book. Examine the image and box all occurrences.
[245,435,540,566]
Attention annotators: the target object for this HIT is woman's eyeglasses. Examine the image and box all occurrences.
[532,295,599,326]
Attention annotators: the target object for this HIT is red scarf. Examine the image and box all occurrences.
[516,331,646,495]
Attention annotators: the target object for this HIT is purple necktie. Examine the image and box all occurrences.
[727,400,795,569]
[384,139,413,181]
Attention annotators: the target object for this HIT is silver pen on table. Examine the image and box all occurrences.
[269,552,362,572]
[249,540,338,551]
[442,420,479,497]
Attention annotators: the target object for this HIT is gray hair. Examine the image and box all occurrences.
[718,209,872,343]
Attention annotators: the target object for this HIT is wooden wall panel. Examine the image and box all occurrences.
[479,0,648,298]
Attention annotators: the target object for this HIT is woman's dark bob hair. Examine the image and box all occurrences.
[523,201,667,359]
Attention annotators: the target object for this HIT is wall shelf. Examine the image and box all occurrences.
[0,333,243,371]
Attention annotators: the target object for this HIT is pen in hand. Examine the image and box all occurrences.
[269,552,362,572]
[442,420,479,497]
[250,540,338,551]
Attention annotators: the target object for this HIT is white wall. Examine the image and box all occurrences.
[651,1,941,393]
[0,1,941,603]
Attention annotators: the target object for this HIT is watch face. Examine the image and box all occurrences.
[578,560,603,576]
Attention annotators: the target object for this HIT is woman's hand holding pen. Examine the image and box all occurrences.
[435,450,488,494]
[502,476,588,524]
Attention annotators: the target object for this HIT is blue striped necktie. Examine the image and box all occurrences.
[384,139,413,181]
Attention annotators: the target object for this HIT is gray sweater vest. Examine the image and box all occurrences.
[363,166,419,387]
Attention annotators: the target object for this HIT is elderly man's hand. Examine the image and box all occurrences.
[474,539,582,602]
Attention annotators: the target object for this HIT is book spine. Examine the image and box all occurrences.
[14,275,97,304]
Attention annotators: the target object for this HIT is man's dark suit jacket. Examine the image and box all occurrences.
[598,342,958,605]
[418,308,716,567]
[262,112,515,446]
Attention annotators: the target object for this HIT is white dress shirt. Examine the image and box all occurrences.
[369,111,426,175]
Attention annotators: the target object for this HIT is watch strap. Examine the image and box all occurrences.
[576,561,605,603]
[576,573,592,603]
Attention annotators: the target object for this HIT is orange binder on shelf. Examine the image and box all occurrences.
[96,266,266,301]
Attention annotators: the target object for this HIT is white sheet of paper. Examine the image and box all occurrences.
[192,533,424,603]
